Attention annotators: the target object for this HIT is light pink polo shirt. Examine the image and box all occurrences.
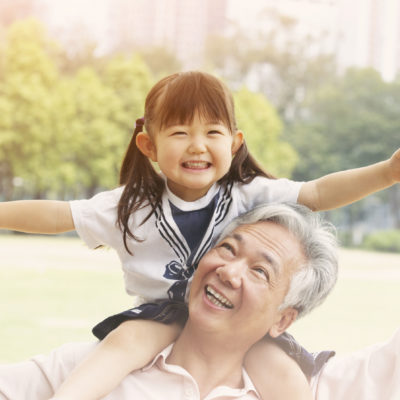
[109,343,260,399]
[311,328,400,400]
[0,342,259,400]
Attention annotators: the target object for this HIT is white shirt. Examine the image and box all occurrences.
[70,177,302,302]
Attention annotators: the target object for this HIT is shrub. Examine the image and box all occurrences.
[361,230,400,253]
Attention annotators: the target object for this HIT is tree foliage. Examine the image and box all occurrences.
[206,11,400,232]
[288,68,400,228]
[1,15,399,237]
[289,69,399,178]
[0,19,294,202]
[205,10,336,123]
[0,20,154,200]
[234,88,297,177]
[0,19,60,199]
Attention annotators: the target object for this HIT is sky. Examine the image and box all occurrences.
[39,0,269,34]
[36,0,400,80]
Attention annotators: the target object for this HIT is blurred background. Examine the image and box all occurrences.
[0,0,399,245]
[0,0,399,362]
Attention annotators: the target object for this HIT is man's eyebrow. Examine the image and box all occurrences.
[232,232,243,242]
[232,232,280,275]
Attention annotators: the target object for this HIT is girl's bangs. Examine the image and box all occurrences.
[155,73,235,132]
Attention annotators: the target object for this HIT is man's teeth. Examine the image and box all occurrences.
[205,285,233,309]
[183,161,210,169]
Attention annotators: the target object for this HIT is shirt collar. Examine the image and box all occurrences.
[142,343,174,372]
[161,173,220,211]
[142,344,260,398]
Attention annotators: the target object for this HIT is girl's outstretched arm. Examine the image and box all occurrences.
[245,337,312,400]
[51,320,182,400]
[0,200,74,233]
[298,148,400,211]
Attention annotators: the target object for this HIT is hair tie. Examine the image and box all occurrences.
[135,117,145,129]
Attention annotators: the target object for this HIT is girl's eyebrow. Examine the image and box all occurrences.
[205,120,225,126]
[163,122,187,128]
[164,120,224,128]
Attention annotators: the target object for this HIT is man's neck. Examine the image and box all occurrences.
[167,323,247,398]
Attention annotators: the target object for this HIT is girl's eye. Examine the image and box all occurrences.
[208,130,222,136]
[171,131,187,136]
[253,267,269,282]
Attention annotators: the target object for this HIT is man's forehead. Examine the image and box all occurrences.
[226,221,304,271]
[230,231,279,271]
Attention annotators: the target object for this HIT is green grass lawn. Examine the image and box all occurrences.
[1,234,400,362]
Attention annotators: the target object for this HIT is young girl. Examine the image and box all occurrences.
[1,71,399,400]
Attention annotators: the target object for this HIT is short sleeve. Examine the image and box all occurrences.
[69,187,124,249]
[236,176,304,211]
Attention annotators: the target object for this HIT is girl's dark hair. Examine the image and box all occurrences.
[118,71,275,254]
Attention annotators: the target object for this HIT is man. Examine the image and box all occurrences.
[0,202,339,399]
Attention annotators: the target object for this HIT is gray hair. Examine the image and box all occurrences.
[218,203,338,319]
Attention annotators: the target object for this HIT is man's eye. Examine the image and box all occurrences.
[253,267,269,281]
[218,242,234,254]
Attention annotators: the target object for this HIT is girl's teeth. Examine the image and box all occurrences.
[184,161,209,168]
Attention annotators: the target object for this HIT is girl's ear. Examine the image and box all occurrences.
[231,131,244,155]
[268,308,298,338]
[136,132,157,162]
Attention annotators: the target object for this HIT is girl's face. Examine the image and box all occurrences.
[136,112,243,201]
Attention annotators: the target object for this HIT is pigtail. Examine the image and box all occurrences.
[221,141,276,184]
[117,119,164,255]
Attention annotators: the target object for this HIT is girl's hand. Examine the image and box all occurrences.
[388,148,400,183]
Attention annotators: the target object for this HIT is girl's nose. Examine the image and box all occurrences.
[188,136,207,154]
[216,261,244,289]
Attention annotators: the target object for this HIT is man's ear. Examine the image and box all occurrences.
[231,131,244,155]
[269,308,298,338]
[136,132,157,162]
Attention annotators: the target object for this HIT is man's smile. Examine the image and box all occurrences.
[205,285,234,309]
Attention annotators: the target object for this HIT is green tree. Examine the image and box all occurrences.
[205,10,336,123]
[234,88,297,177]
[138,47,182,79]
[100,54,153,130]
[64,67,124,197]
[0,20,156,201]
[0,19,63,199]
[290,69,396,178]
[288,68,400,229]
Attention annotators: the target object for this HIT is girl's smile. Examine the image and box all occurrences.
[137,112,243,202]
[181,160,211,170]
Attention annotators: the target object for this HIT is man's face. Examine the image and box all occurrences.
[189,221,306,346]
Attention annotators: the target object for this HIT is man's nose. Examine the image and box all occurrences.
[216,261,245,289]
